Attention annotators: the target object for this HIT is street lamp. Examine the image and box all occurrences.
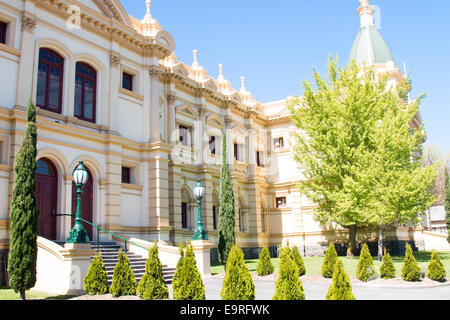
[193,179,208,241]
[66,161,90,244]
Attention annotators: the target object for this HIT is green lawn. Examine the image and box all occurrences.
[0,287,74,300]
[211,251,450,278]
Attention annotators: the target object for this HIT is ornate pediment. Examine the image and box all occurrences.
[172,63,190,78]
[175,104,198,120]
[206,114,225,129]
[89,0,132,27]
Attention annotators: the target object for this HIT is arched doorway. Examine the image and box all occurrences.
[71,165,93,240]
[36,158,58,240]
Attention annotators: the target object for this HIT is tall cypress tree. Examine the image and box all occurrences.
[218,132,236,265]
[8,100,39,300]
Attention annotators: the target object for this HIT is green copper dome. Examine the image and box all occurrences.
[349,25,395,65]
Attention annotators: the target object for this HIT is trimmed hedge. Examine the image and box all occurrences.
[83,253,108,296]
[137,243,169,300]
[401,243,421,282]
[256,247,274,276]
[322,243,338,278]
[326,259,355,300]
[273,247,305,300]
[291,246,306,276]
[427,250,446,282]
[109,249,137,298]
[379,248,396,279]
[221,245,255,300]
[172,243,205,300]
[356,243,376,282]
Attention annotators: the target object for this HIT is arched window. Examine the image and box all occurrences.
[74,62,97,123]
[36,48,64,113]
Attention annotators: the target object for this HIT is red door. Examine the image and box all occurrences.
[71,166,93,240]
[36,159,58,240]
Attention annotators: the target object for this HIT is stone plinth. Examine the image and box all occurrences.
[191,240,216,277]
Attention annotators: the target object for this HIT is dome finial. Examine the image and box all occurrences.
[193,49,198,63]
[358,0,374,27]
[240,76,245,90]
[146,0,151,15]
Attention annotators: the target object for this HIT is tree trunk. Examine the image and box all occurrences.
[20,290,26,300]
[378,228,384,262]
[346,225,357,257]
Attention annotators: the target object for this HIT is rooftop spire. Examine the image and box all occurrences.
[358,0,374,27]
[141,0,161,37]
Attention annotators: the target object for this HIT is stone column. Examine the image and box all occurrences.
[16,13,36,107]
[197,105,207,166]
[224,115,234,166]
[166,93,177,145]
[104,137,122,229]
[168,163,182,244]
[149,67,161,144]
[148,153,171,242]
[108,51,121,133]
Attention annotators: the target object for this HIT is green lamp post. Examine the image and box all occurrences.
[193,179,208,241]
[66,161,90,243]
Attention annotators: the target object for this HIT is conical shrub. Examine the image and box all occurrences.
[322,243,338,278]
[137,243,169,300]
[427,250,446,282]
[326,259,355,300]
[221,245,255,300]
[379,248,396,279]
[171,242,185,294]
[401,243,421,282]
[256,247,274,276]
[273,247,305,300]
[172,243,205,300]
[291,246,306,276]
[109,249,137,297]
[83,253,108,295]
[356,243,376,282]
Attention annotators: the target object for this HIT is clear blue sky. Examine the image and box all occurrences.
[122,0,450,156]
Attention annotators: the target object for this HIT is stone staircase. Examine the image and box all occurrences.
[55,241,176,286]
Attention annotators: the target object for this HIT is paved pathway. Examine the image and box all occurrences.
[173,279,450,300]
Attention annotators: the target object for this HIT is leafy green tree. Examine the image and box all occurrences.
[356,243,376,282]
[137,244,169,300]
[401,243,421,282]
[326,259,355,300]
[218,132,236,265]
[289,57,437,257]
[379,248,396,279]
[172,243,205,300]
[291,246,306,276]
[273,247,305,300]
[221,245,254,300]
[256,247,274,276]
[8,100,39,300]
[83,253,108,295]
[321,243,338,278]
[427,250,446,282]
[109,249,137,297]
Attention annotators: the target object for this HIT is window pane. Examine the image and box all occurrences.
[36,64,47,107]
[48,67,61,111]
[83,80,94,120]
[0,22,7,44]
[182,203,188,229]
[74,77,82,118]
[122,73,133,91]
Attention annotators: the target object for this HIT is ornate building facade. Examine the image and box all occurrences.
[0,0,447,274]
